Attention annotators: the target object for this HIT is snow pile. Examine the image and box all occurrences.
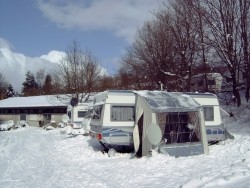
[0,120,29,131]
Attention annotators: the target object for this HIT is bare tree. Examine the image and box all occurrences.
[117,0,250,105]
[120,1,200,92]
[239,0,250,102]
[199,0,243,106]
[120,47,150,90]
[54,41,101,102]
[166,0,201,91]
[122,15,178,91]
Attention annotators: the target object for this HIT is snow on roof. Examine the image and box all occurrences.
[0,95,69,108]
[93,90,135,105]
[135,90,201,113]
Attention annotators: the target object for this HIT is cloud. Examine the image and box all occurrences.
[0,38,108,93]
[0,38,12,49]
[37,0,162,42]
[40,50,66,64]
[0,37,65,92]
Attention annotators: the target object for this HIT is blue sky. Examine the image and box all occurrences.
[0,0,163,91]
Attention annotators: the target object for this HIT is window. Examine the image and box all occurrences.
[44,114,51,120]
[85,109,93,118]
[20,114,26,121]
[207,79,216,86]
[161,112,201,144]
[198,80,203,86]
[67,111,71,119]
[111,106,134,121]
[78,111,87,118]
[92,105,103,120]
[203,107,214,121]
[206,129,212,134]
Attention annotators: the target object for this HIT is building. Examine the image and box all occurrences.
[0,95,69,126]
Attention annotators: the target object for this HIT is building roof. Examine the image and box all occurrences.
[0,95,70,108]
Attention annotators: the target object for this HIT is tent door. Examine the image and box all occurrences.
[136,114,143,157]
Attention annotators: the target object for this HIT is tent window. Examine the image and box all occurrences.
[92,105,103,120]
[160,112,201,144]
[111,106,134,121]
[203,106,214,121]
[67,111,71,119]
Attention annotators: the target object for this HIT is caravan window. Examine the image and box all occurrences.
[111,106,134,121]
[85,109,93,118]
[78,111,87,118]
[203,106,214,121]
[208,79,216,86]
[92,105,103,120]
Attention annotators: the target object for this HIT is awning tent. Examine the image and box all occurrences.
[133,91,209,157]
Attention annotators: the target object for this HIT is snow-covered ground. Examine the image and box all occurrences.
[1,104,250,188]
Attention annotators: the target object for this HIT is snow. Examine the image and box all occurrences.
[1,103,250,187]
[0,95,69,108]
[136,91,201,112]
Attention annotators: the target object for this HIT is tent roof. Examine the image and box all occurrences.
[135,91,201,113]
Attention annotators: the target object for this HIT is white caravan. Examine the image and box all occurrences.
[191,73,223,93]
[67,103,91,134]
[186,93,231,142]
[89,90,136,150]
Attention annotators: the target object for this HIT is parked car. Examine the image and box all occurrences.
[0,120,15,131]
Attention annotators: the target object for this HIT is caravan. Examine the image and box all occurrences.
[89,90,136,150]
[67,103,92,134]
[186,93,231,142]
[89,90,232,156]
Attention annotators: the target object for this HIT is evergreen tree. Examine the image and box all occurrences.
[0,72,8,99]
[22,71,39,96]
[5,84,15,98]
[43,74,53,95]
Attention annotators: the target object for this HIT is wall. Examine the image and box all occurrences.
[0,113,65,127]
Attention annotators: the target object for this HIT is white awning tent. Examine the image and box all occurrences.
[133,91,209,157]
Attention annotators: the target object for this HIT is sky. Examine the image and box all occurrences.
[0,0,163,92]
